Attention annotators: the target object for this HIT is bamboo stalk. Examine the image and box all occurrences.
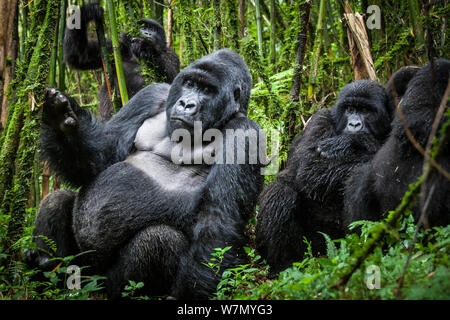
[213,0,221,51]
[2,0,59,268]
[57,0,67,91]
[254,0,263,57]
[408,0,424,51]
[105,0,128,105]
[343,1,377,81]
[167,0,175,48]
[307,0,326,99]
[48,16,58,86]
[269,0,276,65]
[94,2,119,113]
[239,0,245,38]
[290,0,311,102]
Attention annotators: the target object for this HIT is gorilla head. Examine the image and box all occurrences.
[332,80,392,141]
[131,18,167,58]
[166,49,252,136]
[385,65,420,104]
[135,18,166,46]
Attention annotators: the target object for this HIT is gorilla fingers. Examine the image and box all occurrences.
[256,79,394,274]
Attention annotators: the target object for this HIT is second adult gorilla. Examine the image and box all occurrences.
[256,79,396,275]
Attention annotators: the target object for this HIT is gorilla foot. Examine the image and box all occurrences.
[24,248,53,271]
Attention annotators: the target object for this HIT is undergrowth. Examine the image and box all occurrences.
[212,215,450,300]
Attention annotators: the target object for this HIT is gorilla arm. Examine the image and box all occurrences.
[64,3,105,70]
[255,169,303,276]
[40,84,169,187]
[343,162,380,228]
[170,117,264,299]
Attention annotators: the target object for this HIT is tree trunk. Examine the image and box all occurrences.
[284,0,311,146]
[224,0,239,50]
[269,0,276,66]
[57,0,67,91]
[180,1,195,65]
[290,0,311,102]
[213,0,222,51]
[343,1,377,81]
[239,0,246,38]
[167,0,175,48]
[408,0,424,55]
[254,0,263,57]
[307,0,326,99]
[1,0,59,269]
[0,0,18,134]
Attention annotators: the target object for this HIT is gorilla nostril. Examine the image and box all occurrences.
[185,102,196,109]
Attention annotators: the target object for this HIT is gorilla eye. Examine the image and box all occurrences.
[203,86,214,94]
[346,106,355,113]
[185,79,194,88]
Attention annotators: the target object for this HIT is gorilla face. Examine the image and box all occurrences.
[131,18,167,59]
[333,80,391,140]
[165,49,252,137]
[138,18,166,44]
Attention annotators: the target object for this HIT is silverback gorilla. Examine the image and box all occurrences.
[27,50,264,299]
[344,59,450,228]
[64,2,180,121]
[255,79,395,275]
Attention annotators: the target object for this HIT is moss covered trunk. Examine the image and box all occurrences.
[0,0,59,266]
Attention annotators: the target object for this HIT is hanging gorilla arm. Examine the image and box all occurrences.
[64,2,106,70]
[40,84,169,187]
[170,117,264,299]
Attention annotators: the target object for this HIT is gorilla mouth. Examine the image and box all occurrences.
[170,116,194,127]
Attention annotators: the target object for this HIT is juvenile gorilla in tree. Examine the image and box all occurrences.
[255,80,395,275]
[344,59,450,228]
[64,2,180,120]
[27,49,264,299]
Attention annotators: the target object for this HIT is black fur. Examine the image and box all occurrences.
[64,2,180,121]
[255,80,394,275]
[344,59,450,228]
[30,49,264,300]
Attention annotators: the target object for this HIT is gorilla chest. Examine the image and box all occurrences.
[125,111,210,192]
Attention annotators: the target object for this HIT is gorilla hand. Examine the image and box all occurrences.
[42,87,78,134]
[317,135,353,159]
